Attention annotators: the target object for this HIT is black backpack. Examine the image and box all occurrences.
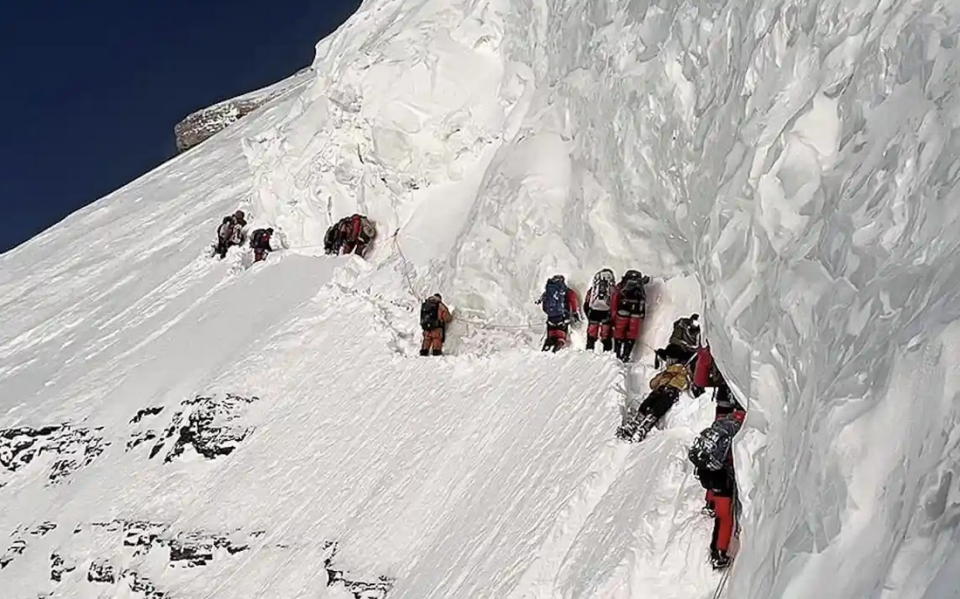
[688,417,741,471]
[218,217,235,241]
[420,299,441,330]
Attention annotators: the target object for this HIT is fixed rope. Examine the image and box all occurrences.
[391,228,541,332]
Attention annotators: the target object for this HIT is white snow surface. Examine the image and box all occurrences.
[3,1,960,598]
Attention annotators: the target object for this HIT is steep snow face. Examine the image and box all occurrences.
[242,0,960,597]
[3,1,960,599]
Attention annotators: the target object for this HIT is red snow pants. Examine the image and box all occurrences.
[547,327,568,347]
[613,315,642,340]
[712,495,735,553]
[586,322,611,340]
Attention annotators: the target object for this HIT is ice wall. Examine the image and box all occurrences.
[490,1,960,597]
[243,0,960,596]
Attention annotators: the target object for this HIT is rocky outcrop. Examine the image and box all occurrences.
[174,99,263,152]
[174,67,314,152]
[127,393,260,462]
[1,522,57,570]
[0,425,108,487]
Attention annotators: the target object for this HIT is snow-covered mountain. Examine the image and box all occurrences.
[3,1,960,598]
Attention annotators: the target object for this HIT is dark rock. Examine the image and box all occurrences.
[130,406,164,424]
[0,424,108,486]
[91,518,260,566]
[0,538,25,569]
[142,393,259,462]
[50,551,76,582]
[1,522,57,570]
[121,569,166,599]
[31,522,57,536]
[173,67,311,153]
[126,430,158,451]
[323,541,393,599]
[87,558,115,583]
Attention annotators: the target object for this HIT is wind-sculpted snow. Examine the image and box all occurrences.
[2,0,959,597]
[238,0,960,596]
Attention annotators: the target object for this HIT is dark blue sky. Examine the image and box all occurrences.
[0,0,361,253]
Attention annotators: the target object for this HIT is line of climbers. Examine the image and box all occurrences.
[213,216,743,570]
[215,210,275,263]
[212,209,378,263]
[536,269,651,360]
[413,275,746,570]
[613,316,745,571]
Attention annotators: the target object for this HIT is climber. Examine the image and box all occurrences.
[583,268,616,352]
[214,210,247,259]
[689,409,745,570]
[655,313,701,368]
[250,227,274,263]
[323,214,376,257]
[616,361,690,442]
[610,269,650,362]
[323,222,342,255]
[419,293,453,356]
[537,274,580,352]
[342,214,377,257]
[692,343,745,419]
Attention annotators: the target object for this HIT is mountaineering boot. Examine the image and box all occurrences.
[419,349,429,356]
[630,414,658,442]
[615,412,638,440]
[621,340,636,362]
[586,336,597,351]
[701,502,716,518]
[710,550,731,570]
[601,338,612,352]
[431,349,443,356]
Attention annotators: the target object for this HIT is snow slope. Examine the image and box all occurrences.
[4,0,960,598]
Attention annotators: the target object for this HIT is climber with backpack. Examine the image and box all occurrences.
[691,343,745,419]
[341,214,377,257]
[323,222,342,255]
[689,409,745,570]
[419,293,453,356]
[249,228,274,263]
[610,269,650,361]
[584,268,616,352]
[537,274,580,352]
[214,210,247,259]
[655,314,701,368]
[616,361,690,442]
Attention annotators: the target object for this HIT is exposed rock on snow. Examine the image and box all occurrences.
[50,551,73,582]
[0,523,55,569]
[86,558,116,583]
[0,425,108,487]
[324,542,394,599]
[174,67,313,152]
[127,394,259,462]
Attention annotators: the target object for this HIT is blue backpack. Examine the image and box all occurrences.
[542,277,568,319]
